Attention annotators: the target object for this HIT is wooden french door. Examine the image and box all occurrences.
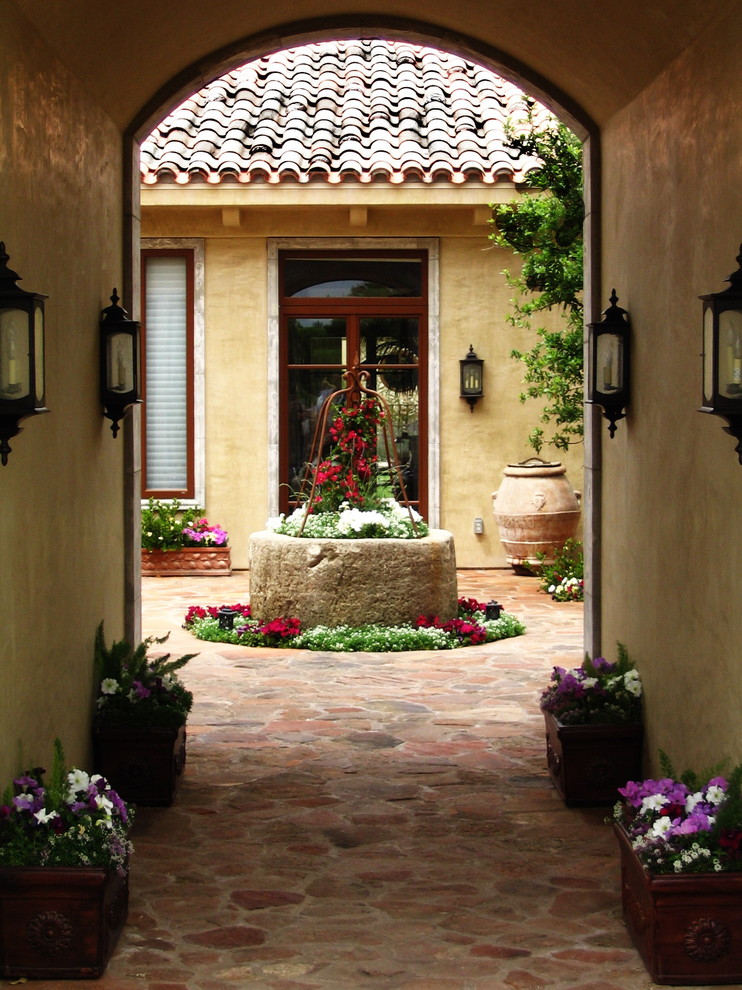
[279,250,428,516]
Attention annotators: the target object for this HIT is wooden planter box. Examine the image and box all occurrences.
[615,823,742,984]
[141,546,231,576]
[93,723,186,806]
[0,866,128,979]
[543,709,643,805]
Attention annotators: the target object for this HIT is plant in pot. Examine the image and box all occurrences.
[141,497,230,576]
[614,754,742,984]
[92,623,196,806]
[0,738,133,979]
[540,644,643,805]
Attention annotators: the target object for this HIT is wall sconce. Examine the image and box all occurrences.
[587,289,631,437]
[100,288,141,437]
[0,242,48,465]
[460,345,484,411]
[699,245,742,463]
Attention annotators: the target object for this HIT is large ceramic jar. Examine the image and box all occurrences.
[492,458,581,572]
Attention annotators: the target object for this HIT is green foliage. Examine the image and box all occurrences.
[141,498,202,550]
[94,622,196,729]
[490,107,584,453]
[187,612,525,652]
[658,749,731,791]
[536,538,584,600]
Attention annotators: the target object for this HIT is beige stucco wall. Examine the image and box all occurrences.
[0,5,127,784]
[599,5,742,773]
[141,205,582,570]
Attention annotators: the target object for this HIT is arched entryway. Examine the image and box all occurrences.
[122,19,603,655]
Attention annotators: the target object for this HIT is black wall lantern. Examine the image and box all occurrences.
[587,289,631,438]
[699,245,742,463]
[100,288,141,437]
[460,345,484,411]
[0,242,48,465]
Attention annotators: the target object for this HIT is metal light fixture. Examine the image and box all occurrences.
[460,344,484,411]
[100,288,141,437]
[218,607,238,630]
[0,242,48,465]
[587,289,631,438]
[699,245,742,463]
[485,600,502,621]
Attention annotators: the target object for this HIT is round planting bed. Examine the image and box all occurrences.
[249,530,458,628]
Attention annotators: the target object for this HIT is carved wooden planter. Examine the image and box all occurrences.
[543,709,643,805]
[615,823,742,984]
[141,546,231,576]
[93,723,186,806]
[0,866,128,979]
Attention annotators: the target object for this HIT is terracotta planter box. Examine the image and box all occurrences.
[0,866,128,979]
[93,723,186,806]
[615,823,742,984]
[141,546,231,576]
[543,709,643,806]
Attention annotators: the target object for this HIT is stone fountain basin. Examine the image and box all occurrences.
[248,530,458,628]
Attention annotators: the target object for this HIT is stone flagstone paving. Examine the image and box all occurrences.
[9,570,720,989]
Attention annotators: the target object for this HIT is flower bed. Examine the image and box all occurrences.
[184,597,525,652]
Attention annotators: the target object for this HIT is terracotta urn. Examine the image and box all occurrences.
[141,545,231,576]
[492,458,580,572]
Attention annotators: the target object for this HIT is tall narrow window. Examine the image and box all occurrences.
[141,250,194,497]
[279,250,427,516]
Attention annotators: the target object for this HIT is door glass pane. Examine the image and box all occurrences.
[288,317,346,364]
[285,259,421,298]
[375,372,419,504]
[287,368,346,496]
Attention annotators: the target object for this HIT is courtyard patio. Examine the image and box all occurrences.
[26,570,682,989]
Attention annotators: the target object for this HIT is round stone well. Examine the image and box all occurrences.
[249,530,458,628]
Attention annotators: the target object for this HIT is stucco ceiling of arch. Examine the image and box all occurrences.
[12,0,733,131]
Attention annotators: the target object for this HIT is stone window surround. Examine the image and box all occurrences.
[268,237,440,528]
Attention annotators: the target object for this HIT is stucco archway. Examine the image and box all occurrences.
[122,17,603,652]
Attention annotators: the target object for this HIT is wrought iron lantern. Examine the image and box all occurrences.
[485,600,502,621]
[100,288,141,437]
[0,242,48,465]
[587,289,631,438]
[460,345,484,411]
[699,245,742,463]
[218,607,238,630]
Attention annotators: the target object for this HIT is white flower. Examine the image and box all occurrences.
[706,784,726,806]
[640,793,669,814]
[548,585,556,593]
[685,791,704,813]
[34,808,59,825]
[649,815,673,838]
[265,514,285,531]
[67,768,90,793]
[100,677,119,695]
[623,670,642,697]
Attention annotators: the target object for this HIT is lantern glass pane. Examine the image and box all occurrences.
[0,307,31,400]
[33,302,44,403]
[595,332,622,392]
[703,305,714,403]
[107,331,135,393]
[461,361,482,394]
[719,309,742,400]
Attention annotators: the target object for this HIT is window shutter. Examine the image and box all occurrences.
[144,256,189,491]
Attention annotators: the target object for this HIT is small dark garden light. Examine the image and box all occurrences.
[218,607,238,630]
[460,345,484,411]
[0,242,48,465]
[100,288,141,437]
[699,245,742,463]
[485,600,502,621]
[587,289,630,438]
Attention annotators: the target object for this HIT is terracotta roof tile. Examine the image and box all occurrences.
[141,39,551,186]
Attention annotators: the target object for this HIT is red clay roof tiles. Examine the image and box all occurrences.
[141,39,549,186]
